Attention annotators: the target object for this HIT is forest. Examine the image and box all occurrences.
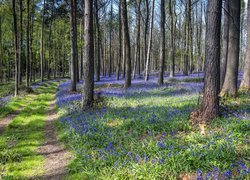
[0,0,249,179]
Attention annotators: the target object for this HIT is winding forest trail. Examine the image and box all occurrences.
[37,100,71,180]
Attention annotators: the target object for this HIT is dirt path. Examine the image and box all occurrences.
[0,107,24,135]
[37,101,71,180]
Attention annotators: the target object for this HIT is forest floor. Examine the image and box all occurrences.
[0,74,249,179]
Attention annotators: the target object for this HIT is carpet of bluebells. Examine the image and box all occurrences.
[56,74,250,179]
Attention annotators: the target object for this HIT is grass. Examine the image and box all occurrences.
[56,84,250,179]
[0,82,58,179]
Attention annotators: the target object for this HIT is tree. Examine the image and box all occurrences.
[183,0,191,76]
[26,0,30,87]
[82,0,94,108]
[220,0,229,90]
[121,0,131,88]
[69,0,78,92]
[0,15,2,82]
[144,0,155,81]
[18,0,23,85]
[169,0,175,78]
[221,0,241,97]
[40,0,46,82]
[158,0,165,85]
[240,0,250,91]
[12,0,19,96]
[116,1,122,80]
[191,0,222,123]
[95,0,101,82]
[133,0,141,79]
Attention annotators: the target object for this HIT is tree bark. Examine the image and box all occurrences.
[158,0,165,85]
[191,0,222,123]
[12,0,19,96]
[221,0,241,97]
[220,0,229,90]
[169,0,175,78]
[18,0,23,84]
[116,1,122,80]
[82,0,94,108]
[145,0,155,81]
[121,0,131,88]
[26,0,30,87]
[69,0,78,92]
[95,0,100,82]
[40,0,45,82]
[0,16,2,82]
[240,0,250,91]
[183,0,191,76]
[133,0,141,79]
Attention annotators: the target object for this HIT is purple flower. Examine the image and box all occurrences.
[157,141,166,149]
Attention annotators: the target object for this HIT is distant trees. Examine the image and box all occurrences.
[191,0,222,122]
[0,0,248,107]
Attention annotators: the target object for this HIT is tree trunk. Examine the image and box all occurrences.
[183,0,191,76]
[26,0,30,87]
[82,0,94,108]
[133,0,141,79]
[69,0,78,91]
[169,0,175,78]
[94,0,100,82]
[40,0,45,82]
[220,0,229,90]
[158,0,165,85]
[221,0,241,97]
[240,0,250,91]
[109,0,113,77]
[18,0,23,84]
[116,1,122,80]
[0,16,2,82]
[122,0,131,88]
[191,0,222,123]
[12,0,19,96]
[145,0,155,81]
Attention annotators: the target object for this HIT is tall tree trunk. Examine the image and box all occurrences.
[145,0,155,81]
[158,0,165,85]
[95,0,100,82]
[40,0,45,82]
[82,0,94,108]
[122,0,131,88]
[18,0,23,84]
[169,0,175,78]
[220,0,229,89]
[133,0,141,79]
[144,0,149,71]
[69,0,78,91]
[183,0,191,75]
[240,0,250,91]
[26,0,30,87]
[191,0,222,123]
[0,16,2,82]
[12,0,19,96]
[109,0,113,77]
[116,1,122,80]
[221,0,241,97]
